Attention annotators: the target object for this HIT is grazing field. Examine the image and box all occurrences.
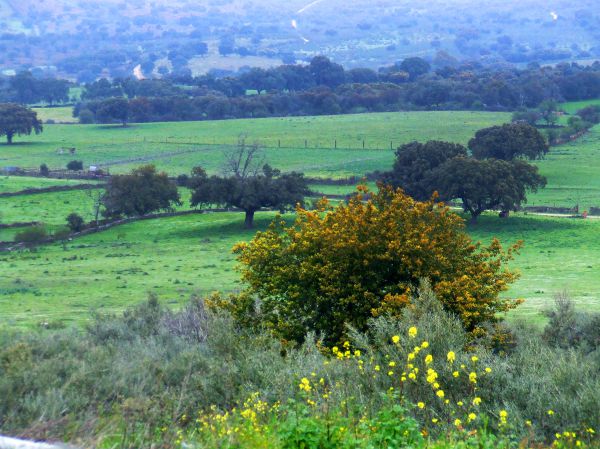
[32,106,78,124]
[0,175,93,193]
[0,111,509,178]
[528,125,600,209]
[1,210,599,329]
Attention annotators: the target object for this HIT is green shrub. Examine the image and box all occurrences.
[66,213,85,232]
[13,225,48,245]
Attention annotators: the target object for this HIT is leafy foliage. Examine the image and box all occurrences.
[0,103,43,144]
[102,164,180,217]
[468,123,549,160]
[382,140,468,201]
[232,186,521,345]
[432,157,547,221]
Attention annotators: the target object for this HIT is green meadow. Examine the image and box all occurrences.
[0,111,508,178]
[2,110,600,329]
[1,209,600,328]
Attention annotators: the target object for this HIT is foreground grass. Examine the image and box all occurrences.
[1,211,600,328]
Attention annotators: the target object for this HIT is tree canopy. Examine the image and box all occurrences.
[102,165,180,217]
[432,157,547,222]
[230,186,521,346]
[189,164,308,229]
[0,103,43,144]
[382,140,468,201]
[468,123,549,160]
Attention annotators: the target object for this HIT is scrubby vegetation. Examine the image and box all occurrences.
[1,290,599,448]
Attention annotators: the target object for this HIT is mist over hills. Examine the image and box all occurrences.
[0,0,599,80]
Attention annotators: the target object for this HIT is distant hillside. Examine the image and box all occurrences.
[0,0,598,80]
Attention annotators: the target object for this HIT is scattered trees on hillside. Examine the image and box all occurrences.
[189,141,308,228]
[0,103,43,144]
[228,186,521,345]
[382,124,548,221]
[102,165,180,217]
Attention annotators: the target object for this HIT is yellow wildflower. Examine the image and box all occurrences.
[447,351,456,363]
[392,335,400,344]
[547,410,555,416]
[436,390,445,398]
[417,402,425,409]
[454,419,462,427]
[471,356,478,362]
[408,326,417,338]
[469,372,477,384]
[473,397,482,406]
[468,413,477,422]
[453,371,459,378]
[425,354,433,365]
[374,365,380,371]
[421,341,429,349]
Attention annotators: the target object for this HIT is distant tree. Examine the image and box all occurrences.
[399,57,431,80]
[39,163,49,176]
[66,160,83,171]
[102,165,180,218]
[38,78,70,105]
[512,108,541,126]
[381,140,468,201]
[78,108,95,124]
[309,56,346,88]
[66,213,85,232]
[189,139,308,228]
[83,79,123,100]
[469,123,549,160]
[576,105,600,124]
[10,71,37,104]
[95,97,129,126]
[432,157,546,222]
[539,100,559,126]
[0,103,43,144]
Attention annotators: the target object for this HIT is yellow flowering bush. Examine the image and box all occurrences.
[230,186,521,345]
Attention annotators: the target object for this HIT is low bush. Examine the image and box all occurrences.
[13,225,48,245]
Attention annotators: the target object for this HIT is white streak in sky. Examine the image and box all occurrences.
[297,0,326,14]
[291,19,298,29]
[550,11,558,20]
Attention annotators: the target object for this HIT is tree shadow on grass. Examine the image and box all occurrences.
[466,213,586,237]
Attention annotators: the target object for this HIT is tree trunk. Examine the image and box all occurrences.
[6,132,13,144]
[244,210,255,229]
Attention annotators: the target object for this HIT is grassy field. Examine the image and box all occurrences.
[32,106,78,124]
[0,175,93,193]
[527,125,600,209]
[1,210,599,328]
[0,111,509,178]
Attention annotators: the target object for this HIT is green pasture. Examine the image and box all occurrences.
[528,125,600,209]
[0,175,93,193]
[32,106,78,124]
[0,187,194,241]
[1,211,599,328]
[0,111,509,178]
[560,99,600,115]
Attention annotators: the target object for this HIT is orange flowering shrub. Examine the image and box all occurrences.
[232,186,521,345]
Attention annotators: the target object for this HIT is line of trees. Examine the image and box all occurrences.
[70,57,600,125]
